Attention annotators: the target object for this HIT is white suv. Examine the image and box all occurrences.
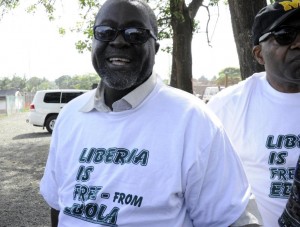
[26,89,88,133]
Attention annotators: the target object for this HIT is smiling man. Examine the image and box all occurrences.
[91,0,160,99]
[40,0,262,226]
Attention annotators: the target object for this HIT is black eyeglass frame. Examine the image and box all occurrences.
[93,25,157,44]
[258,26,300,45]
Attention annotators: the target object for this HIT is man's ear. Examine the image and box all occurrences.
[155,42,160,54]
[252,45,265,65]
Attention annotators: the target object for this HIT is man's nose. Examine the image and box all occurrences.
[109,32,130,48]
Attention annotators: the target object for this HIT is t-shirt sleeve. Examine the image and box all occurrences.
[39,140,60,210]
[185,126,251,226]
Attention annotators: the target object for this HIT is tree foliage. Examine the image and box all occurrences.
[55,73,99,89]
[0,0,19,19]
[215,67,241,87]
[0,73,100,91]
[0,75,26,90]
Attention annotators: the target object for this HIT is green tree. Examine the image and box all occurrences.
[10,75,27,90]
[0,76,12,89]
[69,73,100,90]
[0,75,56,91]
[26,76,46,92]
[55,73,100,89]
[37,80,57,90]
[216,67,241,87]
[55,75,72,89]
[0,75,26,90]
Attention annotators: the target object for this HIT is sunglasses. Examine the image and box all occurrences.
[259,26,300,45]
[93,25,157,44]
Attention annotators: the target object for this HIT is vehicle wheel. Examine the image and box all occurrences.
[45,115,57,133]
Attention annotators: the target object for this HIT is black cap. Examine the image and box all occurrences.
[252,0,300,45]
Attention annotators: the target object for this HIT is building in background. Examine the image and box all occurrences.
[0,89,26,115]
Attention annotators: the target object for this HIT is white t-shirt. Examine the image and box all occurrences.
[40,79,250,227]
[208,72,300,227]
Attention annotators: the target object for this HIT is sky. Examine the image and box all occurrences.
[0,1,239,82]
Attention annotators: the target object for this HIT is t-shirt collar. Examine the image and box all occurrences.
[79,72,157,113]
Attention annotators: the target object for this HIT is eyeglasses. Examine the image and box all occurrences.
[93,25,157,44]
[259,26,300,45]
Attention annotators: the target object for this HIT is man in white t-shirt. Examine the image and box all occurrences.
[40,0,262,226]
[208,1,300,226]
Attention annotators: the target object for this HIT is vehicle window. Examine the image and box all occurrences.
[61,92,84,103]
[44,92,61,103]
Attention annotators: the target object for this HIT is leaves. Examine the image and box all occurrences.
[26,0,56,21]
[0,74,100,91]
[75,40,91,53]
[0,0,20,20]
[54,73,100,90]
[215,67,241,87]
[58,27,66,35]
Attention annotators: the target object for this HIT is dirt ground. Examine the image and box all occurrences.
[0,112,52,227]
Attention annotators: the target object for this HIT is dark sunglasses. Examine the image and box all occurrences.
[93,25,157,44]
[259,26,300,45]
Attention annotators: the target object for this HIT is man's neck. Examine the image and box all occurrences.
[103,73,153,109]
[104,86,135,110]
[267,76,300,93]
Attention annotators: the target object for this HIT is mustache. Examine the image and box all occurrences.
[104,48,134,59]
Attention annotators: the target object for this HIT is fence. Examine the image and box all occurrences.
[0,92,35,115]
[24,92,35,109]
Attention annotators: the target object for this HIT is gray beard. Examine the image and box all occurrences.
[99,68,138,91]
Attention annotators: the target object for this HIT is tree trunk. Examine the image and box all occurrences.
[170,0,195,94]
[228,0,266,80]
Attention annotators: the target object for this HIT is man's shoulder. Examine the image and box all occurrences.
[60,89,96,114]
[208,72,266,108]
[219,72,265,97]
[155,82,222,127]
[157,82,208,110]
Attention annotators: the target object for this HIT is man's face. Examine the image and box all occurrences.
[91,0,158,90]
[257,15,300,91]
